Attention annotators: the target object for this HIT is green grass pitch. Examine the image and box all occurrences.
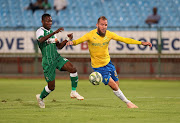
[0,78,180,123]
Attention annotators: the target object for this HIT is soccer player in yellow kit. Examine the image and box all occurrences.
[66,16,152,108]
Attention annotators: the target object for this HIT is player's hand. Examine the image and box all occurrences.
[67,33,73,40]
[54,27,64,34]
[66,41,74,46]
[141,42,152,47]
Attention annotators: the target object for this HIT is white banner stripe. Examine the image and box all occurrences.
[0,31,180,54]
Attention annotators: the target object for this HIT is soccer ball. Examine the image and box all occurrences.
[89,72,102,85]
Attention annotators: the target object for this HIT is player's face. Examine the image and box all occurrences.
[96,19,108,37]
[42,16,52,30]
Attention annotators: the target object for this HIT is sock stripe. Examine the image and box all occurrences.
[45,85,51,93]
[70,72,78,77]
[113,88,130,104]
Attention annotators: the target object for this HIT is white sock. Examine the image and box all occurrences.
[113,88,131,104]
[45,85,52,93]
[70,72,78,77]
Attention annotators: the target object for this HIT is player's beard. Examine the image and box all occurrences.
[98,27,106,37]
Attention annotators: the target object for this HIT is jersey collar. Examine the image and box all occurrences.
[96,28,99,35]
[96,28,106,37]
[41,27,50,32]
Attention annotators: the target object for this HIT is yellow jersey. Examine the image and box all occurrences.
[72,29,142,68]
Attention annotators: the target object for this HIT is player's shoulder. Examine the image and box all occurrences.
[89,29,97,34]
[106,30,112,33]
[106,30,114,35]
[36,27,44,33]
[105,30,117,38]
[84,29,96,37]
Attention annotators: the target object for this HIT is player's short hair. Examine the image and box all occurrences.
[42,13,51,21]
[97,16,107,23]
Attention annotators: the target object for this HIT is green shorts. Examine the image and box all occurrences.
[42,57,69,82]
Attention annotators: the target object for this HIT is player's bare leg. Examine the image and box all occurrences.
[108,78,138,108]
[36,80,55,108]
[61,61,84,100]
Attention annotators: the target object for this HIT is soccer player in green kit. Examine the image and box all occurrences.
[36,14,84,108]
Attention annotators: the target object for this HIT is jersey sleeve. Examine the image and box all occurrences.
[72,33,89,45]
[111,32,142,44]
[54,34,57,39]
[54,34,58,42]
[36,29,44,40]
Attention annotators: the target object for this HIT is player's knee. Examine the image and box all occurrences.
[116,81,119,86]
[69,66,77,73]
[48,85,55,91]
[50,87,55,91]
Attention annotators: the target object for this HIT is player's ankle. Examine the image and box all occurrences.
[125,100,131,104]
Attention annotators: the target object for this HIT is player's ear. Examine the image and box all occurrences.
[96,23,98,28]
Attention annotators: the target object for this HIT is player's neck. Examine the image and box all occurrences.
[43,26,50,31]
[96,32,105,37]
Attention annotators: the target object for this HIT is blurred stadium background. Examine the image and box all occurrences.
[0,0,180,78]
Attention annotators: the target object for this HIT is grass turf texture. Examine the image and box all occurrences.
[0,79,180,123]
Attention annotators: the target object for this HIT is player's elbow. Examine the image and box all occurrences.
[58,45,64,49]
[38,37,46,43]
[69,67,77,73]
[56,44,63,49]
[38,39,43,43]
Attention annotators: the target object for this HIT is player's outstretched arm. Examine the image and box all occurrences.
[66,32,89,46]
[38,27,64,43]
[141,42,152,47]
[56,33,73,49]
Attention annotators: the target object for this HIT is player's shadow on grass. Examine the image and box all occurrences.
[49,99,120,109]
[71,103,114,108]
[22,102,39,108]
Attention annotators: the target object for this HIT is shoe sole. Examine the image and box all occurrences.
[71,97,84,100]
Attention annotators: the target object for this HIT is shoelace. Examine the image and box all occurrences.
[75,92,80,96]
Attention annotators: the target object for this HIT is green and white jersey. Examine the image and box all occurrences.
[36,27,60,65]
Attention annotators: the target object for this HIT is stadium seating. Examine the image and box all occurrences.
[0,0,180,30]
